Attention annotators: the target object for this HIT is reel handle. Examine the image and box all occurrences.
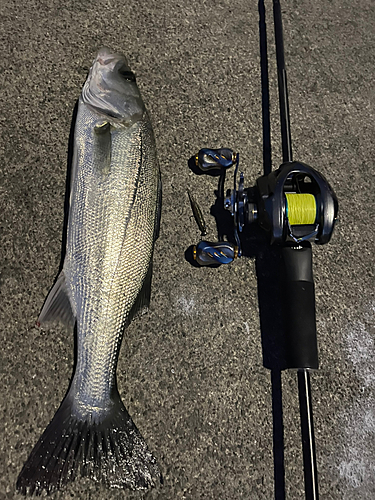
[193,241,238,266]
[195,148,237,172]
[282,244,318,369]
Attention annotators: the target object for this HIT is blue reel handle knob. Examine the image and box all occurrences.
[193,241,238,266]
[196,148,236,172]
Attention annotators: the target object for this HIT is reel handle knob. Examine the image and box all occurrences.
[196,148,236,172]
[193,241,238,266]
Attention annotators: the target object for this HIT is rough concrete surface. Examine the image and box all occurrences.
[1,0,374,498]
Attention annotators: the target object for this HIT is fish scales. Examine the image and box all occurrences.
[17,48,161,495]
[68,108,158,406]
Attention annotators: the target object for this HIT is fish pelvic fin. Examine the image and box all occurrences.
[16,390,161,495]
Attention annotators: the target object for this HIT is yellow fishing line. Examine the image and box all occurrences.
[285,193,317,225]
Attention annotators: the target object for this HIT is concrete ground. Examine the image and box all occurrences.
[1,0,374,498]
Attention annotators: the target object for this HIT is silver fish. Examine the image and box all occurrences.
[17,47,161,495]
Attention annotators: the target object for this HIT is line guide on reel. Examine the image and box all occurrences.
[188,1,338,499]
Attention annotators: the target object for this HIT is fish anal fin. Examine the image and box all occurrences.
[38,271,75,328]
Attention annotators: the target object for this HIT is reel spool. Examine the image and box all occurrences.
[285,194,316,226]
[191,149,338,266]
[255,161,338,245]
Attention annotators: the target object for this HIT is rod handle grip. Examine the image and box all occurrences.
[282,244,318,369]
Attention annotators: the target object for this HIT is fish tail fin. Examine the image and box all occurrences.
[16,390,160,495]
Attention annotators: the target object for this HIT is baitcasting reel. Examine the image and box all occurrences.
[192,148,338,266]
[192,4,340,497]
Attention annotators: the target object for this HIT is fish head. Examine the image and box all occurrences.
[82,47,145,126]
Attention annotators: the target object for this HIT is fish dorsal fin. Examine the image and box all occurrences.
[38,271,75,328]
[154,174,162,241]
[125,260,153,327]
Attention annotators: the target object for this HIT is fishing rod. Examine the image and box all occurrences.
[188,1,338,498]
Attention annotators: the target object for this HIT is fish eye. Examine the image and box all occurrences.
[119,69,136,82]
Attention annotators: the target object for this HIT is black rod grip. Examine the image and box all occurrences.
[282,244,318,369]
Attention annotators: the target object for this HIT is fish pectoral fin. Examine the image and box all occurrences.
[94,121,110,134]
[126,260,153,327]
[93,120,111,175]
[37,271,75,328]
